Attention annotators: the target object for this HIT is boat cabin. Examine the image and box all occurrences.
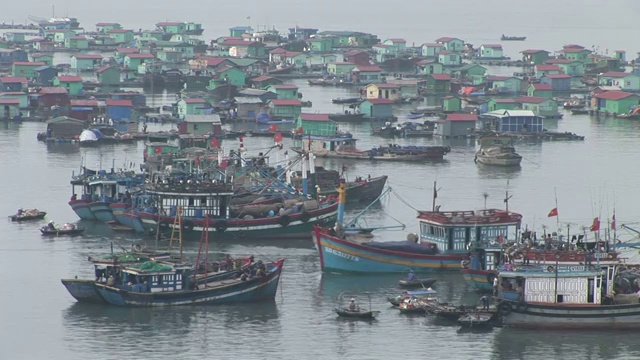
[117,261,193,293]
[301,135,358,153]
[146,180,234,219]
[498,266,617,305]
[417,208,522,253]
[144,142,180,161]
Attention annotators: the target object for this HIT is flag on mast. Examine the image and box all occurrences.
[547,207,558,217]
[590,217,600,231]
[611,211,616,230]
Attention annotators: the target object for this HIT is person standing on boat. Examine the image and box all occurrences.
[479,295,489,311]
[17,208,23,216]
[407,269,417,281]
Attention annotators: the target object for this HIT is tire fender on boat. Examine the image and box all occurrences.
[182,220,194,232]
[547,266,554,273]
[300,212,311,223]
[498,302,512,316]
[279,215,291,227]
[132,244,143,252]
[589,265,596,271]
[516,302,528,313]
[215,220,228,232]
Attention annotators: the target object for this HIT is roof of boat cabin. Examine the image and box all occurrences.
[417,208,522,226]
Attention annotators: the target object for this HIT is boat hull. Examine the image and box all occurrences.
[89,202,116,222]
[318,175,387,203]
[312,227,467,273]
[61,279,106,303]
[135,203,338,239]
[94,260,284,307]
[462,268,495,291]
[69,199,96,220]
[109,203,132,228]
[500,302,640,329]
[9,212,46,221]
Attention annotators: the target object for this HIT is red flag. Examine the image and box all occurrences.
[239,135,244,142]
[296,127,304,134]
[219,159,228,170]
[269,124,277,132]
[210,137,219,148]
[274,132,282,143]
[590,217,600,231]
[611,212,616,230]
[547,207,558,217]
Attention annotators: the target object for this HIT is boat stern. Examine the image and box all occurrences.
[61,279,105,303]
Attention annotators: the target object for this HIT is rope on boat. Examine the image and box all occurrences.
[391,190,420,212]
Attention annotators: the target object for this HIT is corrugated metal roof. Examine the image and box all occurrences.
[184,114,221,123]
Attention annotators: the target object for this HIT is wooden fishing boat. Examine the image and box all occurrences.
[335,308,380,319]
[335,292,380,319]
[388,289,438,307]
[9,209,46,221]
[501,35,526,41]
[315,175,388,203]
[474,135,522,167]
[398,278,437,288]
[332,97,361,105]
[571,109,590,115]
[40,223,85,236]
[457,312,496,329]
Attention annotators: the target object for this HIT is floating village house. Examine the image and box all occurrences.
[416,61,444,75]
[124,53,155,70]
[208,66,246,88]
[0,77,28,92]
[30,53,53,66]
[451,64,486,85]
[365,83,400,101]
[479,110,544,133]
[12,62,45,79]
[46,116,85,139]
[266,84,299,100]
[229,26,253,37]
[350,65,382,84]
[326,62,356,77]
[358,98,394,120]
[486,98,519,112]
[237,88,277,103]
[478,44,503,59]
[69,99,101,120]
[105,99,132,121]
[425,74,451,93]
[234,97,264,120]
[96,66,120,89]
[179,114,221,136]
[435,37,464,52]
[592,91,640,115]
[5,32,26,43]
[52,75,83,96]
[288,27,319,41]
[307,37,333,53]
[96,23,122,33]
[343,50,370,66]
[220,39,266,58]
[47,29,75,44]
[437,50,462,66]
[521,49,550,65]
[157,50,182,63]
[515,96,559,118]
[387,79,425,98]
[441,96,462,112]
[269,99,302,119]
[545,59,585,76]
[0,99,21,119]
[249,75,282,88]
[373,43,395,63]
[35,87,70,108]
[534,64,562,78]
[0,49,28,66]
[71,54,102,70]
[597,72,640,91]
[35,66,58,86]
[539,74,571,91]
[177,98,209,119]
[109,29,135,45]
[421,43,444,58]
[527,83,553,98]
[297,113,336,136]
[315,30,379,47]
[561,45,592,63]
[486,76,522,94]
[435,113,477,137]
[0,91,29,107]
[32,39,54,52]
[64,36,89,49]
[115,47,140,61]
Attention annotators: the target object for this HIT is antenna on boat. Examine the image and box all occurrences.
[483,192,489,209]
[504,180,513,212]
[431,181,440,212]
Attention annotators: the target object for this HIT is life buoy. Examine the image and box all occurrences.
[300,212,311,223]
[158,220,169,229]
[499,302,512,316]
[547,266,554,272]
[182,221,194,232]
[589,265,596,271]
[132,243,143,252]
[278,215,291,227]
[487,273,496,285]
[516,302,528,312]
[215,220,228,232]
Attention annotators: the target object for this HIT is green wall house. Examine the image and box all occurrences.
[417,61,444,75]
[297,113,336,136]
[109,29,135,44]
[516,96,559,117]
[425,74,452,93]
[358,98,395,119]
[308,38,333,52]
[71,54,103,70]
[30,53,53,66]
[351,65,382,84]
[437,51,461,66]
[114,47,139,61]
[229,26,253,37]
[479,44,503,58]
[451,63,486,85]
[269,99,302,119]
[315,30,379,48]
[534,64,561,78]
[441,96,462,112]
[219,39,266,58]
[96,23,122,33]
[249,75,283,88]
[562,47,592,63]
[11,62,46,78]
[383,38,407,53]
[156,42,196,58]
[486,98,519,112]
[421,43,445,57]
[177,98,209,119]
[0,92,29,108]
[124,53,155,69]
[157,22,187,34]
[157,50,182,63]
[0,98,21,119]
[521,49,550,65]
[64,36,89,49]
[52,75,83,96]
[487,76,522,93]
[594,91,640,114]
[435,37,464,52]
[213,66,246,86]
[96,65,120,88]
[527,84,553,98]
[6,32,26,43]
[266,84,299,100]
[141,30,164,41]
[326,62,356,76]
[546,59,584,76]
[598,72,640,91]
[49,30,75,43]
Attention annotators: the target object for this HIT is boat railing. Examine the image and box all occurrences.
[147,182,234,194]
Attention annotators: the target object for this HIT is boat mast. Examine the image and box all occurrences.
[336,179,346,230]
[432,181,437,212]
[504,182,512,212]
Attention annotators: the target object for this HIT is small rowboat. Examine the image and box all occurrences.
[395,304,428,314]
[335,307,380,319]
[398,278,437,288]
[40,224,85,236]
[457,312,495,329]
[9,210,47,222]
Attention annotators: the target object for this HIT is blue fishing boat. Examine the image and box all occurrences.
[312,181,476,273]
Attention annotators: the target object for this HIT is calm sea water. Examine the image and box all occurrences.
[3,2,640,359]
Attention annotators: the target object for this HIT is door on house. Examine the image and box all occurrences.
[3,105,9,118]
